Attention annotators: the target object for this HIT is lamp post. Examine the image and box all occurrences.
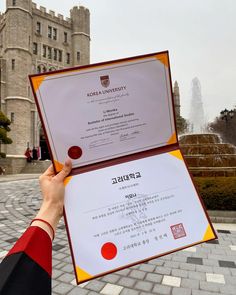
[220,108,235,122]
[220,109,235,143]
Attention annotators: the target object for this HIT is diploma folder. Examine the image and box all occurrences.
[30,51,216,284]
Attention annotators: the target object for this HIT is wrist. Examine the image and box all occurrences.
[42,198,64,214]
[42,200,63,218]
[35,201,63,232]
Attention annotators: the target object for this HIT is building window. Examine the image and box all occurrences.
[37,65,41,73]
[77,51,80,62]
[33,42,38,55]
[11,59,15,70]
[43,45,46,57]
[36,22,41,34]
[53,28,57,40]
[53,49,57,61]
[48,26,52,38]
[64,32,68,43]
[11,112,15,123]
[28,86,31,97]
[66,53,70,64]
[43,66,47,73]
[12,0,16,6]
[48,47,52,59]
[59,50,62,62]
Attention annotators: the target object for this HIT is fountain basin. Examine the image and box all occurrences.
[180,134,221,144]
[179,133,236,177]
[181,144,236,155]
[184,155,236,167]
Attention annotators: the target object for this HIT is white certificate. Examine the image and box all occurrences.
[30,52,216,284]
[64,149,216,283]
[30,53,176,171]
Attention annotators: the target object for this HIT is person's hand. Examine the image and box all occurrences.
[39,159,72,214]
[31,159,72,240]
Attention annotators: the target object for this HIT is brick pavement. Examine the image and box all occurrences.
[0,178,236,295]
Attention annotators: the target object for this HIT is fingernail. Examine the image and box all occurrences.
[65,158,71,166]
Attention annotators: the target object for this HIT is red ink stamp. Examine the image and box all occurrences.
[170,223,186,239]
[68,146,82,159]
[101,242,117,260]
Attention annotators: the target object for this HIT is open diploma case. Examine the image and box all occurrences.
[30,51,217,284]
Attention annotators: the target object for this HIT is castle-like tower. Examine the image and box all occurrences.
[0,0,90,157]
[173,81,180,117]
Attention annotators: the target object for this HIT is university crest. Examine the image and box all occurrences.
[100,75,110,88]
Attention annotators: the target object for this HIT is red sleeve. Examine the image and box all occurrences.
[7,226,52,276]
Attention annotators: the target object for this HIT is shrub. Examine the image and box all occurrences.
[193,177,236,211]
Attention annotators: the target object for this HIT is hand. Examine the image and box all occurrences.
[39,159,72,214]
[31,159,72,240]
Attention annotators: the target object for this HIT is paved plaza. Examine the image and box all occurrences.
[0,177,236,295]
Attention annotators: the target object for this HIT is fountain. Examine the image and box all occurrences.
[179,133,236,177]
[180,77,236,176]
[189,77,206,133]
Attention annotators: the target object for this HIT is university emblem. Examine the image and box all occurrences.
[100,75,110,88]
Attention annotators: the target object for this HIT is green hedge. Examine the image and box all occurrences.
[193,177,236,211]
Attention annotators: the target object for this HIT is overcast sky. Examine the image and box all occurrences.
[1,0,235,122]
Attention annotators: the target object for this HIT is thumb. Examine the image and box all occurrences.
[54,159,72,182]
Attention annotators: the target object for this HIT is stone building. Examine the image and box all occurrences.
[0,0,90,164]
[0,2,183,174]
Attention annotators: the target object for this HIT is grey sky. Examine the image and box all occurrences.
[1,0,235,122]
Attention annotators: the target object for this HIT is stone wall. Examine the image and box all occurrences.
[0,156,27,174]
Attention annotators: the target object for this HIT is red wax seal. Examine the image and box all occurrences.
[101,242,117,260]
[68,146,82,159]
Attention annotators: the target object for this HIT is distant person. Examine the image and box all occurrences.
[37,146,41,160]
[0,166,5,175]
[25,147,32,163]
[0,159,72,294]
[32,146,38,160]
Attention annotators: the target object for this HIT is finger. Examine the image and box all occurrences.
[54,159,72,182]
[42,164,55,177]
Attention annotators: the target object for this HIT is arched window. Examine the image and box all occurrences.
[37,65,41,73]
[49,66,57,72]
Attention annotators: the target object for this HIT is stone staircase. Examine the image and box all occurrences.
[208,210,236,224]
[20,160,51,174]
